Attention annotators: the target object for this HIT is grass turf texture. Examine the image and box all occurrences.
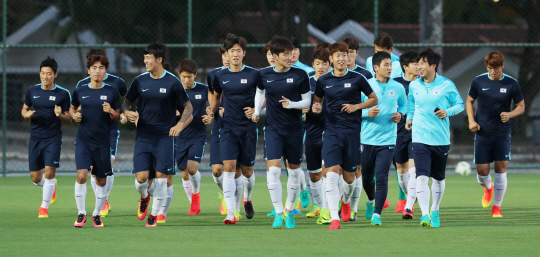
[1,174,539,256]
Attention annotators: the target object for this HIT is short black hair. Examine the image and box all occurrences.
[372,51,391,68]
[312,49,330,63]
[223,33,247,52]
[399,51,419,73]
[178,58,197,74]
[40,56,58,73]
[342,38,359,51]
[144,42,167,60]
[290,37,301,49]
[374,33,393,50]
[219,45,227,54]
[314,42,331,53]
[86,48,106,59]
[418,48,441,72]
[269,36,294,56]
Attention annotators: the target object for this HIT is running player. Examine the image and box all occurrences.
[466,52,524,217]
[360,51,407,226]
[70,54,121,228]
[22,56,71,219]
[312,42,378,230]
[405,48,464,227]
[365,33,403,78]
[209,34,257,224]
[76,48,128,217]
[342,37,372,79]
[252,36,311,229]
[291,38,315,74]
[123,43,193,227]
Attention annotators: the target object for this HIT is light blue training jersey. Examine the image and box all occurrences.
[406,74,464,146]
[293,60,315,74]
[366,52,403,79]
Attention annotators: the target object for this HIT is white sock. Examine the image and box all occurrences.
[212,173,223,191]
[243,174,255,202]
[182,179,193,203]
[223,172,236,215]
[494,173,507,207]
[477,174,492,190]
[326,172,340,221]
[342,178,356,204]
[398,173,410,195]
[350,176,362,212]
[135,179,148,198]
[106,175,114,199]
[234,176,243,212]
[431,178,445,212]
[93,185,107,216]
[338,174,344,197]
[189,170,201,194]
[148,182,156,197]
[90,176,97,193]
[267,166,284,214]
[41,178,55,209]
[307,175,317,205]
[33,173,45,187]
[159,185,174,217]
[310,178,323,205]
[285,168,302,211]
[416,175,430,216]
[320,176,328,209]
[75,182,87,215]
[150,178,167,216]
[405,168,417,210]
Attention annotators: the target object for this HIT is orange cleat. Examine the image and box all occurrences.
[100,200,111,217]
[92,216,104,228]
[74,214,86,228]
[38,207,49,219]
[492,206,503,217]
[383,198,390,209]
[137,195,150,220]
[395,199,406,213]
[328,220,341,230]
[482,183,494,208]
[157,214,166,223]
[187,192,201,215]
[51,179,57,204]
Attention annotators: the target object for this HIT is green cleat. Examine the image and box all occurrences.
[371,214,382,226]
[284,211,296,228]
[267,207,276,217]
[306,204,320,218]
[365,201,375,220]
[350,210,357,222]
[430,210,440,228]
[300,189,310,208]
[272,213,284,229]
[317,208,331,224]
[420,214,432,227]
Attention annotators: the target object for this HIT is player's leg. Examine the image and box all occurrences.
[90,146,111,228]
[177,140,193,205]
[349,165,362,222]
[210,126,227,214]
[186,135,206,215]
[412,143,433,227]
[403,142,416,218]
[29,140,51,218]
[491,133,510,217]
[238,129,257,220]
[474,134,494,208]
[133,137,153,220]
[371,146,394,226]
[317,163,331,224]
[322,132,347,229]
[361,145,376,220]
[305,136,322,218]
[429,145,449,228]
[340,134,361,223]
[394,137,409,212]
[101,129,118,217]
[265,129,287,228]
[234,168,243,221]
[282,130,306,228]
[74,140,92,228]
[181,170,192,203]
[220,128,242,224]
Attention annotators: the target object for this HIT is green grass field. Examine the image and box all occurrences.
[1,174,539,256]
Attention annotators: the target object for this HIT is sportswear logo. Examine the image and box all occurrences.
[195,156,200,159]
[100,95,107,100]
[142,89,149,92]
[33,96,40,98]
[267,80,274,83]
[82,96,90,99]
[505,155,509,157]
[49,96,56,101]
[482,88,490,91]
[223,81,230,84]
[311,91,315,94]
[160,88,166,93]
[241,79,247,84]
[500,88,507,93]
[195,95,202,99]
[344,83,351,88]
[389,146,395,149]
[167,168,172,171]
[54,161,59,164]
[325,85,333,89]
[287,78,293,83]
[444,152,449,155]
[251,160,255,164]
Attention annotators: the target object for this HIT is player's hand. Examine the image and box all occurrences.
[391,112,401,123]
[469,120,481,132]
[312,102,322,114]
[219,107,224,117]
[279,96,290,108]
[206,106,212,115]
[244,107,254,119]
[405,120,412,131]
[23,110,36,119]
[202,115,213,125]
[302,108,309,114]
[77,106,81,112]
[252,113,260,122]
[342,103,360,113]
[135,112,139,127]
[54,105,62,117]
[125,110,139,123]
[368,106,380,117]
[176,110,181,116]
[102,102,114,115]
[500,112,511,123]
[435,109,447,119]
[120,113,127,124]
[170,124,183,137]
[73,112,82,123]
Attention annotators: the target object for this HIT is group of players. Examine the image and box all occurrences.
[23,32,524,229]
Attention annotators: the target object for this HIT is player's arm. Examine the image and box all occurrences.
[391,87,407,123]
[171,101,193,137]
[55,91,73,122]
[203,91,214,125]
[342,78,378,113]
[466,96,479,132]
[122,79,140,123]
[312,79,324,114]
[501,83,525,123]
[280,77,311,109]
[69,105,82,122]
[21,104,35,119]
[405,85,415,131]
[252,72,265,121]
[438,82,464,119]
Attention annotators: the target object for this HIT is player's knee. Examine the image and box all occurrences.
[167,178,173,187]
[212,168,223,177]
[77,174,88,184]
[181,172,190,181]
[44,167,56,179]
[95,177,106,187]
[186,167,198,176]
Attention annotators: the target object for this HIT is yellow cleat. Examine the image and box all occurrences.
[100,200,111,217]
[38,207,48,218]
[482,183,494,208]
[50,179,57,204]
[219,192,227,215]
[234,211,242,221]
[157,214,167,223]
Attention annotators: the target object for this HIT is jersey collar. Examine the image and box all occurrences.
[228,64,246,72]
[487,73,505,81]
[331,68,349,77]
[273,65,291,73]
[40,83,57,90]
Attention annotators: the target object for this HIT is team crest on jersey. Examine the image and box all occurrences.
[49,96,56,101]
[100,95,107,100]
[389,91,395,96]
[287,78,293,83]
[500,88,507,93]
[195,94,202,99]
[160,88,166,93]
[344,83,351,88]
[241,79,247,84]
[433,90,440,95]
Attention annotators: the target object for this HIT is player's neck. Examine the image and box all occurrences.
[184,82,194,90]
[229,63,243,72]
[347,63,356,70]
[491,74,503,81]
[333,68,347,77]
[41,83,55,90]
[375,74,389,84]
[274,63,289,73]
[423,72,436,84]
[150,67,165,79]
[404,73,417,82]
[90,80,103,89]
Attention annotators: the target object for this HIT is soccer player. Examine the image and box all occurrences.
[123,43,193,227]
[405,48,464,227]
[76,48,128,217]
[313,42,331,53]
[291,38,315,74]
[466,52,524,217]
[360,51,407,226]
[70,54,121,228]
[342,37,373,79]
[252,36,311,229]
[312,42,378,230]
[394,51,420,219]
[22,56,71,219]
[365,33,403,78]
[264,42,276,66]
[209,34,257,224]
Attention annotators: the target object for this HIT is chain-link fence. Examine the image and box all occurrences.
[2,0,540,175]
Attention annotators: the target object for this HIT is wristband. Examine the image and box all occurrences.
[110,111,118,119]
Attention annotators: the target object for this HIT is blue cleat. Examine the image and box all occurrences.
[371,214,382,226]
[420,214,432,227]
[365,201,375,220]
[430,210,440,228]
[272,213,284,229]
[267,207,276,217]
[285,211,296,228]
[300,189,310,208]
[293,209,302,215]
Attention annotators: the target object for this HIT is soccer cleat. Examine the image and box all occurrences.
[157,214,166,223]
[51,179,57,204]
[244,200,255,219]
[100,200,111,217]
[402,208,413,219]
[272,213,284,228]
[350,211,357,222]
[137,195,150,220]
[294,197,302,213]
[395,199,406,213]
[218,192,227,215]
[38,207,49,219]
[430,210,441,227]
[365,201,375,220]
[371,214,382,226]
[74,214,86,228]
[267,207,276,216]
[306,204,320,218]
[419,214,431,227]
[317,208,331,224]
[341,200,352,222]
[482,183,494,208]
[383,198,390,209]
[92,215,104,228]
[223,214,236,224]
[234,211,242,221]
[492,206,503,217]
[328,220,341,230]
[300,189,310,208]
[292,209,302,215]
[284,210,296,228]
[187,192,201,215]
[146,215,157,227]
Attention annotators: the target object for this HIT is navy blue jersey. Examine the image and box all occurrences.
[352,65,373,80]
[257,66,311,131]
[468,73,524,136]
[393,76,412,135]
[305,75,326,136]
[315,70,373,133]
[213,65,258,130]
[24,84,71,140]
[179,82,209,139]
[125,71,189,138]
[207,67,224,128]
[72,84,121,148]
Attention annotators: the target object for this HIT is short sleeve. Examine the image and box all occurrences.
[468,79,479,99]
[175,81,189,107]
[111,90,121,110]
[61,91,71,112]
[315,78,325,98]
[24,88,32,107]
[511,81,524,104]
[117,78,128,97]
[299,72,310,94]
[358,76,374,96]
[213,73,223,94]
[71,89,80,108]
[125,78,140,102]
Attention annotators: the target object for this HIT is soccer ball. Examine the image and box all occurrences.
[455,161,471,176]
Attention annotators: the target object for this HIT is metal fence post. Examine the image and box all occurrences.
[373,0,378,39]
[2,0,7,177]
[188,0,192,59]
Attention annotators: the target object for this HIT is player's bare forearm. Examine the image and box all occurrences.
[57,112,72,122]
[466,96,476,123]
[509,100,525,119]
[111,109,121,122]
[355,92,378,110]
[210,92,222,114]
[69,105,78,118]
[121,99,134,114]
[179,101,193,125]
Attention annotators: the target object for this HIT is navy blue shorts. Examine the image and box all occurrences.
[28,137,62,171]
[75,140,112,178]
[322,131,360,172]
[209,126,222,166]
[412,143,449,180]
[305,132,323,171]
[177,133,207,170]
[394,133,413,164]
[132,136,176,175]
[220,128,257,167]
[264,128,304,165]
[474,133,511,164]
[110,128,119,159]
